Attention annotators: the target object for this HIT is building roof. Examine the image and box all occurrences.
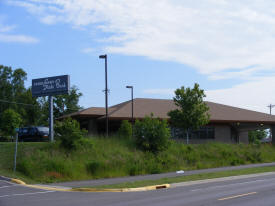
[64,98,275,124]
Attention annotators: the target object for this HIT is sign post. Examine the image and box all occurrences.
[13,128,19,173]
[49,95,54,142]
[32,75,70,142]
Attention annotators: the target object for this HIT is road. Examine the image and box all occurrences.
[1,173,275,206]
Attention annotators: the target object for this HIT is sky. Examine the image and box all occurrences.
[1,0,275,113]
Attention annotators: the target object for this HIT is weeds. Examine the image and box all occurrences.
[1,138,275,183]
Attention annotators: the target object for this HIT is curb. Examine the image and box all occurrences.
[71,184,170,192]
[11,178,26,185]
[5,176,170,192]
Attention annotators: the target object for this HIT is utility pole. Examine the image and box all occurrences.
[267,104,275,115]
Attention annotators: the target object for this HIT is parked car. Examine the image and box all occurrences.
[18,126,49,142]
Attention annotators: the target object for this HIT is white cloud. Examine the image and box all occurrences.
[81,47,95,54]
[7,0,275,112]
[205,76,275,113]
[0,16,39,44]
[144,76,275,114]
[143,89,174,95]
[0,33,39,43]
[8,0,275,80]
[0,24,16,33]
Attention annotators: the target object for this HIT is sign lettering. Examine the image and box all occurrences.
[32,75,70,97]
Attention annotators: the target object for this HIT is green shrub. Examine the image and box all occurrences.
[0,109,22,137]
[17,160,33,177]
[118,120,132,139]
[86,161,103,175]
[128,164,142,176]
[249,130,267,144]
[55,118,87,150]
[134,114,171,153]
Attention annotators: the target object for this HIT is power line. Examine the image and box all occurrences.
[0,99,81,111]
[0,99,38,107]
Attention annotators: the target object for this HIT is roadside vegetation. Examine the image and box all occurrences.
[1,136,275,183]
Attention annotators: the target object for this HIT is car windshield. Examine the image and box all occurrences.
[37,127,49,133]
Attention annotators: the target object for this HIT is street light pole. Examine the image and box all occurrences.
[99,54,108,137]
[126,86,134,134]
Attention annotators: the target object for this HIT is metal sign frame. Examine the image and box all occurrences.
[32,75,70,142]
[32,75,70,97]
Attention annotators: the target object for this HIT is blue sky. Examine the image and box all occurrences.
[1,0,275,113]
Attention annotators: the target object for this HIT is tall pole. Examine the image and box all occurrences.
[13,132,18,173]
[49,95,54,142]
[126,86,134,137]
[267,104,275,115]
[99,54,108,137]
[105,56,108,137]
[131,86,134,126]
[267,104,275,140]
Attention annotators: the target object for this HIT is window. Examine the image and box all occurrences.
[171,126,215,139]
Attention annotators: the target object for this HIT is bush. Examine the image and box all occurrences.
[118,120,132,139]
[249,130,267,144]
[55,118,87,150]
[17,160,34,177]
[0,109,22,137]
[133,114,171,153]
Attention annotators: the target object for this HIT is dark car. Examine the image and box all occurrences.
[18,126,49,142]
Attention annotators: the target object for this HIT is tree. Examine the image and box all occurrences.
[53,86,83,119]
[134,114,171,153]
[0,65,37,127]
[249,130,267,144]
[55,118,87,150]
[168,83,210,144]
[0,108,22,137]
[118,120,132,139]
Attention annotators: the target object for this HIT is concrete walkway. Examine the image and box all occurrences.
[49,162,275,188]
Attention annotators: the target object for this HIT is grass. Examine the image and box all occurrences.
[89,166,275,189]
[1,137,275,183]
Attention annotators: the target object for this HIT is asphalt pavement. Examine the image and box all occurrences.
[1,171,275,206]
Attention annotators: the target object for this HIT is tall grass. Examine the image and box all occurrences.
[1,137,275,183]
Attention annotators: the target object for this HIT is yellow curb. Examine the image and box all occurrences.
[71,188,123,192]
[26,185,72,192]
[10,177,170,193]
[11,178,26,185]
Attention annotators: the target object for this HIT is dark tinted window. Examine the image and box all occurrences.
[171,126,215,139]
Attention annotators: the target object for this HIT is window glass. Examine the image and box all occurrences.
[37,127,49,133]
[171,126,215,139]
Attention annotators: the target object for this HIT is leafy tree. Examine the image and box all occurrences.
[134,114,171,153]
[0,108,22,137]
[168,83,210,143]
[53,86,83,119]
[55,118,87,150]
[249,130,267,144]
[118,120,132,139]
[0,65,40,127]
